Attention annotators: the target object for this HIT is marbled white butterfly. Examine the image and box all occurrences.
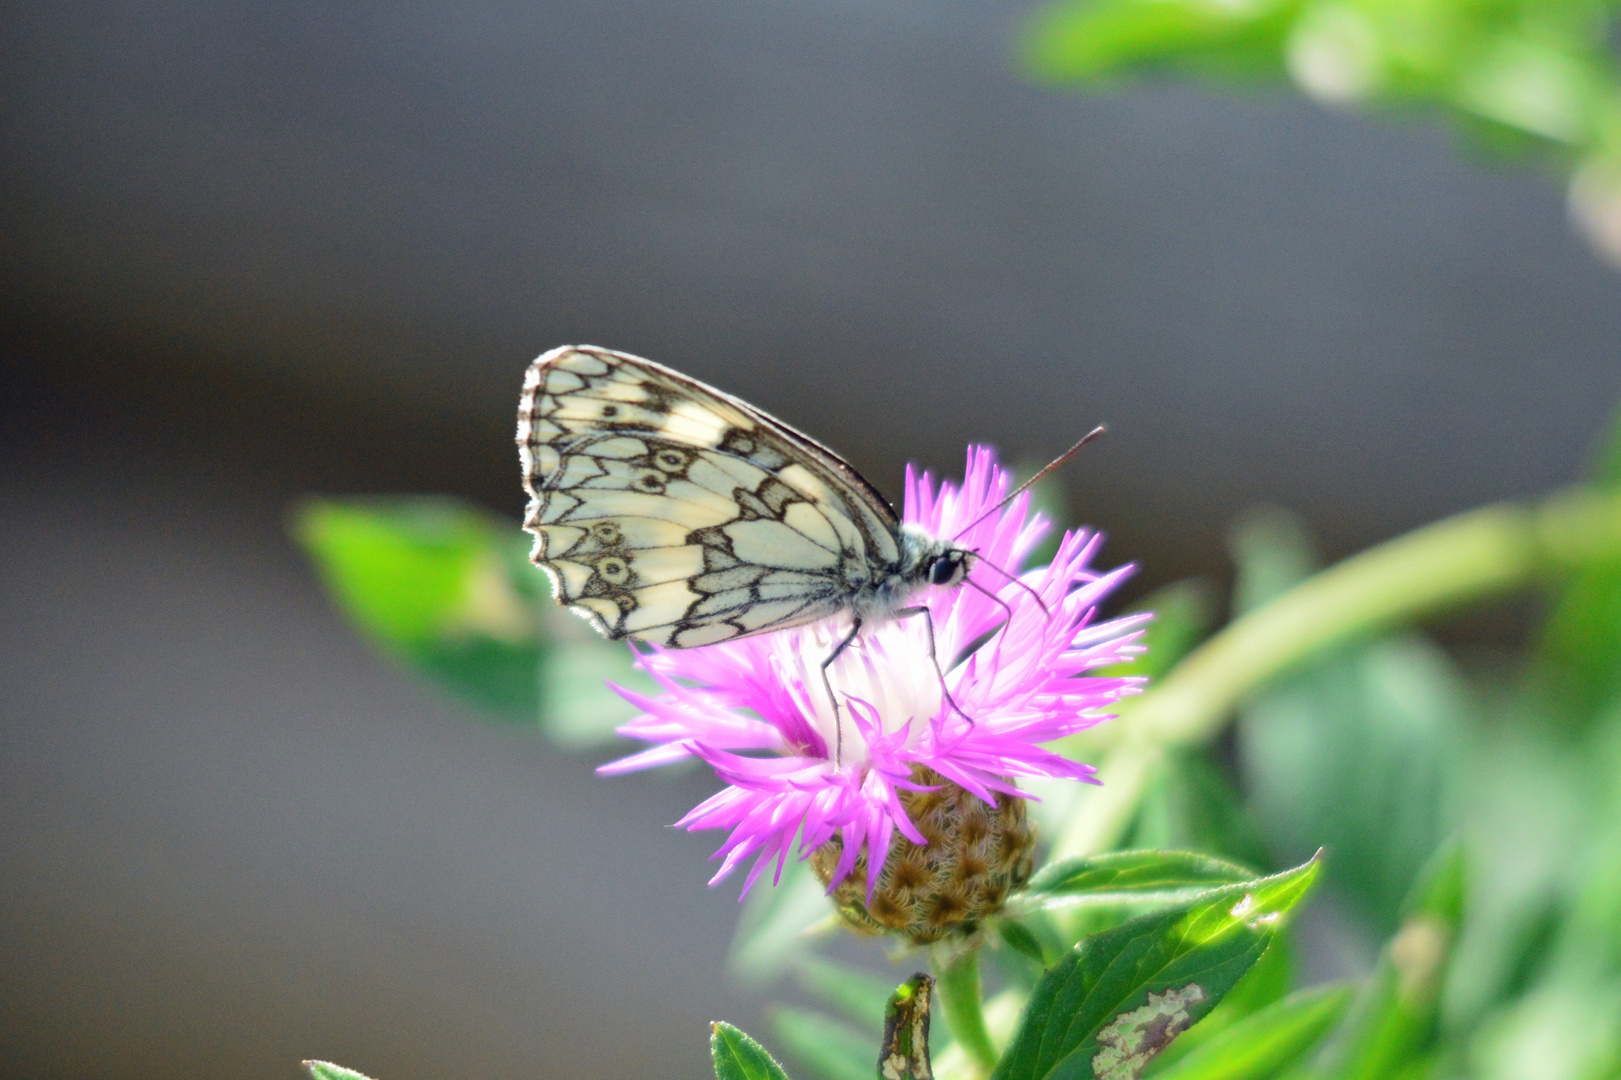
[516,345,1097,749]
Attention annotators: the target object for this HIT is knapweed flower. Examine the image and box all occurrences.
[599,446,1146,942]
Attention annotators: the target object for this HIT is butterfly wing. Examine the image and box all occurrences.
[517,345,902,647]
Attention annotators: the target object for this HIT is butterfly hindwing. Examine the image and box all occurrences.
[517,346,903,647]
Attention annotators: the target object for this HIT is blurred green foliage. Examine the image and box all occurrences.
[303,1062,377,1080]
[293,496,653,743]
[1232,510,1465,933]
[712,404,1621,1080]
[1537,401,1621,723]
[297,411,1621,1080]
[1022,0,1621,152]
[1021,0,1621,264]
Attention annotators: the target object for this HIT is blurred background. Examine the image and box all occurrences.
[3,1,1620,1078]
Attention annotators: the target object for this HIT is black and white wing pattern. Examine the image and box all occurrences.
[516,345,904,648]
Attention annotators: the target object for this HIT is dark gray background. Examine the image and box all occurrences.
[3,1,1618,1078]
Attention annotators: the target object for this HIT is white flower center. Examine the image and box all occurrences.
[771,614,947,768]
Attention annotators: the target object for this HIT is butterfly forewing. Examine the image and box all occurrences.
[517,346,903,647]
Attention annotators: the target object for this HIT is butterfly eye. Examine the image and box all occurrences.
[929,556,961,586]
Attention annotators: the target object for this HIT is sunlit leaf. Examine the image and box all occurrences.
[1145,930,1297,1073]
[1449,35,1596,143]
[1018,850,1258,913]
[1016,0,1621,185]
[1022,0,1292,84]
[991,855,1322,1080]
[1467,978,1621,1080]
[1145,983,1354,1080]
[293,496,545,718]
[713,1022,795,1080]
[294,495,655,739]
[303,1063,378,1080]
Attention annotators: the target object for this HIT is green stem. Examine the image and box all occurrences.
[1056,487,1621,858]
[1136,501,1536,745]
[936,946,998,1077]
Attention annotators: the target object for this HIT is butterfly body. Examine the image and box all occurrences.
[516,345,974,650]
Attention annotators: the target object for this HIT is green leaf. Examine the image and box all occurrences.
[1145,929,1297,1073]
[765,1009,869,1080]
[1440,719,1591,1026]
[1466,978,1621,1080]
[1001,920,1052,966]
[879,974,935,1080]
[713,1022,795,1080]
[294,495,655,739]
[1018,850,1258,912]
[293,497,545,718]
[991,854,1322,1080]
[1550,814,1621,981]
[1021,0,1293,84]
[1536,402,1621,725]
[1145,983,1355,1080]
[303,1063,378,1080]
[1304,844,1465,1080]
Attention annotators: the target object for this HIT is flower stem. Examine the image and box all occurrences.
[936,945,998,1077]
[1057,487,1621,858]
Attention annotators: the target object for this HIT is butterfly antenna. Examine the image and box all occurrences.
[951,425,1106,542]
[971,554,1050,620]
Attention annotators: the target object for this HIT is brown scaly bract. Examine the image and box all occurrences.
[811,768,1037,944]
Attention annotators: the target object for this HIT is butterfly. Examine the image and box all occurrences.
[516,342,979,647]
[516,345,1098,753]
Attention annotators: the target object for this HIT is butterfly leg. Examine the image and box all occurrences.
[820,616,862,768]
[894,605,973,726]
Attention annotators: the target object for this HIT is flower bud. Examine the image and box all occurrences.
[811,768,1036,944]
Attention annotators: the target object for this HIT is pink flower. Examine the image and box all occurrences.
[599,446,1147,899]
